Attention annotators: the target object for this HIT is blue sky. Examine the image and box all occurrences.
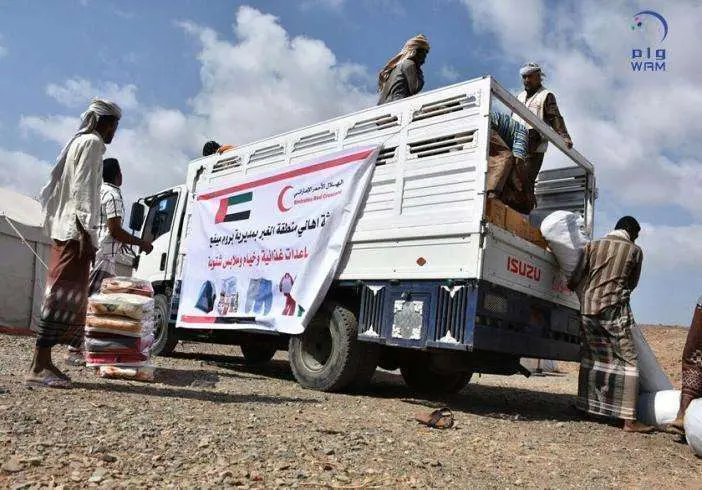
[0,0,700,325]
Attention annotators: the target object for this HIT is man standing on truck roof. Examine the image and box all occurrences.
[31,98,122,388]
[568,216,654,433]
[377,34,430,105]
[202,140,236,157]
[511,63,573,213]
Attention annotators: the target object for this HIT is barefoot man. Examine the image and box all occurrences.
[30,98,122,388]
[569,216,653,433]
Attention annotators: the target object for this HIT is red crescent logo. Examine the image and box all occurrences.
[277,185,293,212]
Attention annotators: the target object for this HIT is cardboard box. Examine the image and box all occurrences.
[505,207,530,239]
[486,198,548,249]
[527,228,549,249]
[485,198,507,228]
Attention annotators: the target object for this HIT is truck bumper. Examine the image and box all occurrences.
[350,279,581,362]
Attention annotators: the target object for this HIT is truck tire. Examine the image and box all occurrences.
[289,302,365,392]
[240,342,278,365]
[400,362,472,395]
[349,342,380,390]
[151,294,178,357]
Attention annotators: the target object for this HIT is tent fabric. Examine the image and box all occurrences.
[0,189,51,330]
[0,187,43,228]
[0,187,133,331]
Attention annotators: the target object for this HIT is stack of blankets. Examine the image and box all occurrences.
[85,277,156,381]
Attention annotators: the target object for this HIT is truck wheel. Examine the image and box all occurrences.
[151,294,178,357]
[350,343,380,390]
[400,362,472,395]
[288,302,364,392]
[240,342,278,365]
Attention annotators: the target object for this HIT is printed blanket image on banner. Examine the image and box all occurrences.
[177,145,379,335]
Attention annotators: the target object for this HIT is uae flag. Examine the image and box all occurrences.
[215,192,252,223]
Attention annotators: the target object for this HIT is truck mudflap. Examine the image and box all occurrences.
[353,279,581,362]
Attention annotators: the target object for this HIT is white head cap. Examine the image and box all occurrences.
[519,62,543,77]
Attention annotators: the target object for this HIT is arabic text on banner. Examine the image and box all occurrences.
[177,145,379,334]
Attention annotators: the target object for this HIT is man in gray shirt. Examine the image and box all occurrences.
[377,34,430,105]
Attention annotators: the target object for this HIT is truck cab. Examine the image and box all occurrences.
[129,185,188,355]
[130,76,595,393]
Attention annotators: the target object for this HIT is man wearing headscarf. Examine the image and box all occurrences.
[377,34,430,105]
[511,63,573,213]
[28,98,122,388]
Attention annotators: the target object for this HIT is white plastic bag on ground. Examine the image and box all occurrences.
[539,211,589,280]
[520,358,559,374]
[636,390,680,428]
[684,398,702,457]
[631,325,674,392]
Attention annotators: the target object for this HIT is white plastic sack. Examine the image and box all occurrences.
[684,398,702,457]
[636,390,680,428]
[539,211,589,280]
[631,325,674,392]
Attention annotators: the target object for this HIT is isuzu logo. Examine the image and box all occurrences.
[506,256,542,282]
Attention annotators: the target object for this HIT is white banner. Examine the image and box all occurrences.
[177,145,379,334]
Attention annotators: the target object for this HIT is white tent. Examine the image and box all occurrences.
[0,188,51,331]
[0,187,133,331]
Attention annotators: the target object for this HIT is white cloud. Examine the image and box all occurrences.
[180,6,374,144]
[440,65,460,82]
[46,78,139,111]
[0,148,50,198]
[19,115,79,146]
[638,223,702,272]
[462,0,544,60]
[461,0,702,271]
[14,6,375,206]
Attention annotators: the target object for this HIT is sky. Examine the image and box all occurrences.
[0,0,700,325]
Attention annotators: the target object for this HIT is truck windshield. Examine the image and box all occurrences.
[142,193,178,242]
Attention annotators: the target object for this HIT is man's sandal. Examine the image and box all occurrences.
[415,407,454,429]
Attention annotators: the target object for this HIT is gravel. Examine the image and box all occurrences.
[0,327,699,488]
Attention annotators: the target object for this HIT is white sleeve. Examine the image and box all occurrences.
[72,137,104,247]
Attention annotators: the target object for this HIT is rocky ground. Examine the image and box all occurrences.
[0,326,699,489]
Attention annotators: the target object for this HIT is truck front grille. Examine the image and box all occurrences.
[434,285,469,344]
[358,286,386,339]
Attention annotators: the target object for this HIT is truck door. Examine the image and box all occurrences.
[136,190,181,284]
[532,166,596,236]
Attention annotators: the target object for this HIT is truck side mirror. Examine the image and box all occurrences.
[129,202,145,231]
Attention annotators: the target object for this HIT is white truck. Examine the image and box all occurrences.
[128,76,596,393]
